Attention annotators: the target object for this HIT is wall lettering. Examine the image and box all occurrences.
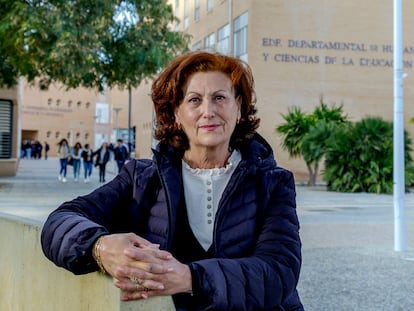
[262,37,414,69]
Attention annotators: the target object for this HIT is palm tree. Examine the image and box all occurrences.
[276,106,315,184]
[277,100,349,186]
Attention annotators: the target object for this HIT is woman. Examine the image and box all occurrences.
[81,143,94,183]
[56,138,70,183]
[41,52,303,310]
[93,142,110,183]
[71,142,83,182]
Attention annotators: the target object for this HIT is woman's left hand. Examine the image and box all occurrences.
[118,250,193,301]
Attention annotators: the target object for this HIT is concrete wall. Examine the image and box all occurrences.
[0,213,175,311]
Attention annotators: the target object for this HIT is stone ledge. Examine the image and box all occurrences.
[0,213,175,311]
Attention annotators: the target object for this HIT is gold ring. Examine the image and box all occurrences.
[135,284,150,292]
[131,277,150,292]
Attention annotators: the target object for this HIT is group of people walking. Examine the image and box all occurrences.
[56,138,129,183]
[21,140,50,160]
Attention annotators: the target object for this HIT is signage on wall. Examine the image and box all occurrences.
[262,37,414,68]
[22,105,71,117]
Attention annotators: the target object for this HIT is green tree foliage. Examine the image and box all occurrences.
[276,106,314,158]
[276,100,349,186]
[324,117,414,194]
[0,0,190,90]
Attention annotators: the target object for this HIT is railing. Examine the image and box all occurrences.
[0,213,175,311]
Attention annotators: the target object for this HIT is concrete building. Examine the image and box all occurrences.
[3,0,414,181]
[20,83,135,156]
[166,0,414,181]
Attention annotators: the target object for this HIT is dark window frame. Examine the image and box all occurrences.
[0,99,13,159]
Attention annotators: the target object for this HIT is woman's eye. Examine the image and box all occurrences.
[189,97,200,104]
[215,95,225,101]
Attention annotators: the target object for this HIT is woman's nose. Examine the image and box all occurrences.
[201,99,215,118]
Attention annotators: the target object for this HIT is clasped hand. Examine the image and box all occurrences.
[97,233,192,300]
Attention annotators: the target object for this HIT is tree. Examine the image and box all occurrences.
[301,102,349,185]
[276,100,349,186]
[0,0,190,91]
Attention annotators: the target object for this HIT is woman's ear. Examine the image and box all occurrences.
[174,110,180,124]
[174,110,182,129]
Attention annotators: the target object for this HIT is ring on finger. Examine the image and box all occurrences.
[130,277,144,285]
[135,284,150,292]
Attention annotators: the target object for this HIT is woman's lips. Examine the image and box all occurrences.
[200,124,220,131]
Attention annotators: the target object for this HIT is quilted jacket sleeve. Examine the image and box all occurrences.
[40,160,146,275]
[189,168,302,310]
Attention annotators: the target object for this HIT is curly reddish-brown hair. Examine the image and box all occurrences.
[152,51,260,151]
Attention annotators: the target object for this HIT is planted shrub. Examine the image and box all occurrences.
[324,117,414,194]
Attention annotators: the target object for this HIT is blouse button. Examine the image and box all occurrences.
[207,212,212,217]
[206,181,212,185]
[207,220,212,224]
[207,188,212,193]
[207,196,212,201]
[207,204,212,209]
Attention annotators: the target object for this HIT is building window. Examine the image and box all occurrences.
[66,132,70,139]
[204,32,215,52]
[217,23,230,55]
[207,0,213,12]
[55,131,60,138]
[56,99,61,106]
[0,100,13,159]
[46,131,51,138]
[194,0,200,22]
[96,102,109,124]
[234,12,248,62]
[85,102,90,109]
[77,101,81,108]
[47,98,52,106]
[184,0,189,29]
[68,100,72,108]
[174,0,180,31]
[192,41,202,51]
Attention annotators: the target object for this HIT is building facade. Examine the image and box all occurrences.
[163,0,414,181]
[3,0,414,181]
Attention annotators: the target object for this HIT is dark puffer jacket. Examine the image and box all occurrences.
[41,134,303,311]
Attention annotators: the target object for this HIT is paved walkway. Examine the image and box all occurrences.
[1,158,413,310]
[0,157,118,222]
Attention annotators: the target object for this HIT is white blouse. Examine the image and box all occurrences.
[181,150,242,251]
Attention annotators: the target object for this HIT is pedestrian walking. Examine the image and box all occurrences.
[81,143,94,183]
[24,140,32,159]
[44,141,50,160]
[71,142,82,182]
[113,138,129,173]
[57,138,70,183]
[93,142,110,183]
[35,140,43,159]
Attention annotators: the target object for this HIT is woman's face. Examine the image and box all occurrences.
[175,71,241,153]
